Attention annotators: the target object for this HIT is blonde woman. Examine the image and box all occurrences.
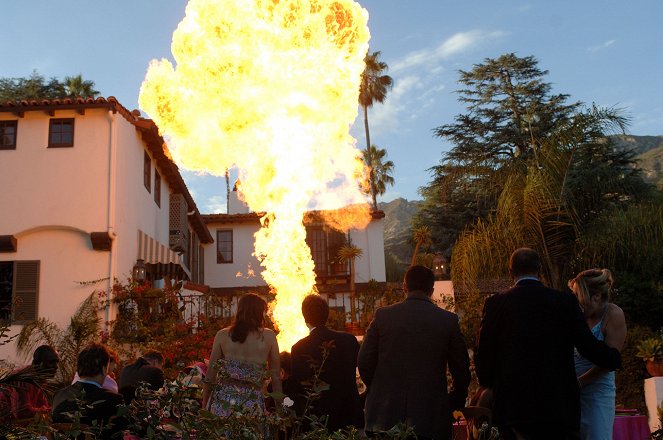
[569,269,627,440]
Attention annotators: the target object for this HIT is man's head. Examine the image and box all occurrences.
[509,248,542,279]
[404,265,435,296]
[143,350,164,369]
[77,343,110,380]
[301,294,329,328]
[32,345,59,377]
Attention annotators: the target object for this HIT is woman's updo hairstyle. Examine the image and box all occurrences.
[230,293,267,343]
[568,268,614,306]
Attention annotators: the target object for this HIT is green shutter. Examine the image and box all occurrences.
[12,261,39,324]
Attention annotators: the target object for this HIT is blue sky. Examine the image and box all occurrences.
[3,1,662,211]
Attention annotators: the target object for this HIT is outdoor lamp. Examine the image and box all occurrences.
[132,259,147,282]
[433,253,447,279]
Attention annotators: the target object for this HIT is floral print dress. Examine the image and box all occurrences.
[208,358,267,417]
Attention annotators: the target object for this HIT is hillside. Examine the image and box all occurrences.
[379,198,421,264]
[611,135,663,188]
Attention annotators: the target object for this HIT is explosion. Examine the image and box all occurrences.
[139,0,371,350]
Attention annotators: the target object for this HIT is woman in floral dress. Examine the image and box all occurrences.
[202,293,282,417]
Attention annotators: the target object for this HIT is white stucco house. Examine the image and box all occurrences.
[0,96,387,360]
[0,97,212,361]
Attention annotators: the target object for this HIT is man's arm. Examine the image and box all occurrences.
[447,314,471,410]
[357,310,380,388]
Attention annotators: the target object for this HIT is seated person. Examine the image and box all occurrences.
[118,350,165,404]
[72,347,119,393]
[52,343,126,438]
[5,345,60,423]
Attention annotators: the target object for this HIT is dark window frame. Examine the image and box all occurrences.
[216,229,233,264]
[48,118,74,148]
[154,169,161,207]
[0,260,40,325]
[144,151,151,193]
[0,120,18,150]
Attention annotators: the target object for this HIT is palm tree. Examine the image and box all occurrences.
[411,226,432,267]
[64,74,99,98]
[225,168,230,214]
[359,51,393,210]
[362,144,395,208]
[337,241,363,325]
[17,294,100,385]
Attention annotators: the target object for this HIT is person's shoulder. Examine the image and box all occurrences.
[261,328,278,343]
[606,302,626,322]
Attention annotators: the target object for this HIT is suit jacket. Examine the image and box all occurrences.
[52,382,126,438]
[358,292,470,439]
[290,326,363,431]
[118,357,164,404]
[475,279,622,432]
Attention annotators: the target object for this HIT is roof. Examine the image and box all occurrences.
[202,209,385,225]
[0,96,213,244]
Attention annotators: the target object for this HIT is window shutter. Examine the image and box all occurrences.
[12,261,39,324]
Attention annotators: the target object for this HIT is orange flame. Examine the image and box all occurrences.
[139,0,371,350]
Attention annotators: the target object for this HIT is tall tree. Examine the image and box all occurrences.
[359,51,393,211]
[361,144,395,206]
[416,54,579,251]
[64,74,99,98]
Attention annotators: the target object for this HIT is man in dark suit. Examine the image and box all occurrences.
[118,349,165,404]
[52,343,126,438]
[476,248,622,440]
[358,265,470,440]
[290,294,363,432]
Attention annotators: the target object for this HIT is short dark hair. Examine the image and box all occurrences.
[33,345,58,366]
[404,265,435,294]
[77,343,110,378]
[301,295,329,327]
[142,350,164,365]
[509,248,542,278]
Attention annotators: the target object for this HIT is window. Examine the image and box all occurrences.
[305,227,347,276]
[216,230,233,263]
[48,118,74,148]
[144,151,151,192]
[0,120,17,149]
[154,169,161,207]
[0,260,40,324]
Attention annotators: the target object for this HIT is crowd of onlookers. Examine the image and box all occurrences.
[0,248,626,440]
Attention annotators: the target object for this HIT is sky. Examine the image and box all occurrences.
[3,1,662,212]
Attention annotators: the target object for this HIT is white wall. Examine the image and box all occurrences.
[204,222,265,288]
[0,110,109,234]
[349,218,386,283]
[0,108,183,362]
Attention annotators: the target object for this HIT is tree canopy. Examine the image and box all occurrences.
[0,71,99,102]
[415,54,648,253]
[359,51,393,210]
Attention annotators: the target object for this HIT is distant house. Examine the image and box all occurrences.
[201,189,387,323]
[0,97,212,361]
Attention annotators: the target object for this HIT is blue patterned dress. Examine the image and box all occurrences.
[574,316,615,440]
[208,358,267,417]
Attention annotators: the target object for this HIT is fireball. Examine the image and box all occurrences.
[139,0,371,350]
